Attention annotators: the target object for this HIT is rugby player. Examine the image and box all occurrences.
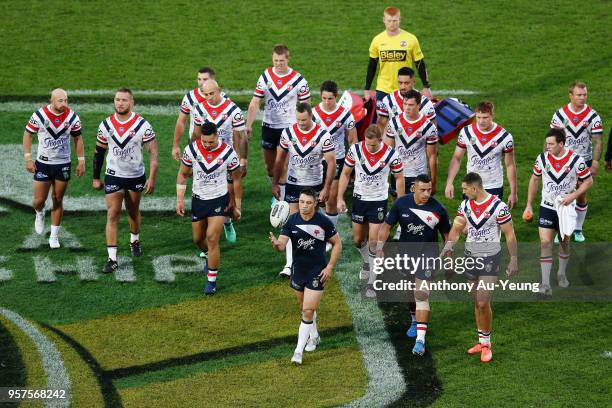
[376,174,450,355]
[445,101,517,209]
[523,128,593,296]
[93,88,158,273]
[176,122,242,295]
[272,103,335,278]
[269,188,342,365]
[337,125,404,297]
[550,81,603,242]
[443,172,518,363]
[23,88,85,248]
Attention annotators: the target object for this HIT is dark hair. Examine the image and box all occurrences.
[116,87,133,97]
[201,122,218,136]
[475,101,494,114]
[397,67,415,77]
[403,89,421,104]
[546,127,566,144]
[320,80,338,96]
[198,66,216,76]
[299,188,317,200]
[415,174,432,184]
[272,44,290,57]
[296,102,312,116]
[462,172,483,187]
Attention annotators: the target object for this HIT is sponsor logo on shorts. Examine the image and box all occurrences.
[312,278,319,288]
[214,206,222,213]
[539,218,553,226]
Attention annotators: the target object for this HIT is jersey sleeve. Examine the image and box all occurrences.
[142,121,156,144]
[496,202,512,225]
[280,216,293,237]
[410,35,425,61]
[456,129,468,149]
[368,35,379,59]
[297,77,311,101]
[96,121,109,145]
[422,97,436,119]
[70,113,82,136]
[321,131,335,153]
[384,201,400,226]
[344,144,357,168]
[389,149,403,173]
[503,134,514,153]
[253,74,266,99]
[533,155,543,177]
[437,205,452,234]
[181,145,194,168]
[456,201,466,218]
[227,148,240,172]
[231,106,246,130]
[576,156,591,180]
[550,111,564,128]
[180,93,191,115]
[346,112,356,130]
[279,129,291,151]
[25,112,41,134]
[385,121,398,140]
[590,112,604,136]
[376,97,390,118]
[192,107,203,126]
[425,121,438,144]
[323,217,337,241]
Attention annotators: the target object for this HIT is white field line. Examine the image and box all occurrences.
[0,308,71,407]
[334,213,406,407]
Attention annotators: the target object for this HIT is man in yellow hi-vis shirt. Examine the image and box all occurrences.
[365,6,432,107]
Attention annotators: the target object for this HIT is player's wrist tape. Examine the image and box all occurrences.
[78,156,85,161]
[24,153,32,159]
[176,184,187,191]
[442,241,455,253]
[375,241,385,251]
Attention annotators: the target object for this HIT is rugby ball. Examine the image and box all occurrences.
[270,201,290,228]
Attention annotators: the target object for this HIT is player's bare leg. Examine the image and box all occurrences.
[47,179,68,248]
[557,234,571,288]
[223,182,237,243]
[469,276,495,362]
[279,203,299,278]
[292,288,324,364]
[352,222,370,282]
[103,191,124,272]
[574,188,588,242]
[204,215,225,295]
[192,218,209,278]
[124,190,143,256]
[538,227,555,296]
[32,180,51,234]
[412,278,430,355]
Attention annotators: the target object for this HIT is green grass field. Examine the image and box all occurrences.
[1,1,611,407]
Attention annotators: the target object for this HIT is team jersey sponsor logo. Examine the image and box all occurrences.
[380,50,407,62]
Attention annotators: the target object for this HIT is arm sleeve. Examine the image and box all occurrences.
[415,59,430,88]
[384,202,399,226]
[92,144,106,179]
[365,57,379,90]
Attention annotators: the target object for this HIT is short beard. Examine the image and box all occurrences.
[115,108,130,115]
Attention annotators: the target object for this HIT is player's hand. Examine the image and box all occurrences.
[25,159,35,173]
[605,160,612,171]
[92,179,103,190]
[240,162,248,178]
[144,179,155,195]
[421,87,433,100]
[506,256,518,277]
[319,187,329,203]
[522,207,533,223]
[590,160,599,177]
[445,184,454,200]
[176,199,185,216]
[76,161,85,177]
[376,249,385,259]
[560,193,575,206]
[319,266,332,283]
[508,193,518,210]
[232,207,242,221]
[337,199,347,214]
[172,146,181,162]
[272,184,280,200]
[363,90,372,102]
[269,231,281,250]
[245,126,253,139]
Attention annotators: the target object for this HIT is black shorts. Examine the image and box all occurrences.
[33,161,71,182]
[191,193,229,221]
[351,197,387,224]
[104,174,146,194]
[390,176,416,197]
[322,158,345,181]
[285,183,322,204]
[538,206,559,230]
[260,124,284,150]
[290,267,325,292]
[463,251,502,281]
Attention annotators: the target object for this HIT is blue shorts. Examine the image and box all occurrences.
[463,251,502,281]
[191,193,229,221]
[260,123,284,150]
[290,267,325,292]
[538,206,559,230]
[322,158,345,181]
[351,197,387,224]
[284,183,322,204]
[33,161,71,182]
[104,174,146,194]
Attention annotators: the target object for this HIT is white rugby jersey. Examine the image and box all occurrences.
[456,194,512,257]
[344,141,403,201]
[179,88,207,139]
[279,123,334,186]
[533,150,590,210]
[550,104,603,162]
[181,140,239,200]
[385,113,438,177]
[376,90,436,120]
[25,106,82,165]
[193,97,246,146]
[97,112,156,178]
[456,123,514,189]
[253,67,310,128]
[312,103,356,160]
